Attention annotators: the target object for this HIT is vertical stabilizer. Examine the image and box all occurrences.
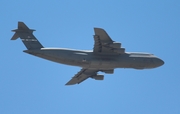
[11,22,43,50]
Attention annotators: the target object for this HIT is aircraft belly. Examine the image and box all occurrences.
[116,56,154,69]
[33,53,63,63]
[129,57,145,69]
[61,52,91,67]
[89,58,116,69]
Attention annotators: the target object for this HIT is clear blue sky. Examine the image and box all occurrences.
[1,0,180,114]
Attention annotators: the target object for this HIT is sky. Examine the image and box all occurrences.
[1,0,180,114]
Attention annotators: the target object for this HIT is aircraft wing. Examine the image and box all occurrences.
[65,69,98,85]
[93,28,125,55]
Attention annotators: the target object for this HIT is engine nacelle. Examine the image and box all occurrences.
[102,69,114,74]
[113,48,125,54]
[109,42,121,48]
[91,75,104,80]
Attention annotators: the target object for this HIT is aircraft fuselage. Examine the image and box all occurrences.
[24,48,164,70]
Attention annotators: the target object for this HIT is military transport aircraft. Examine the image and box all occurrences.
[11,22,164,85]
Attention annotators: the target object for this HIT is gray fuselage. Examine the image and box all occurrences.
[24,48,164,70]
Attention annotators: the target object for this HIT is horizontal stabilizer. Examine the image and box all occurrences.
[11,22,35,33]
[11,33,19,40]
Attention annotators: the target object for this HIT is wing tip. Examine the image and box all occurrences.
[65,81,77,85]
[65,83,76,86]
[94,27,104,30]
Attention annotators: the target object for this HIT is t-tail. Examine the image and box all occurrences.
[11,22,43,50]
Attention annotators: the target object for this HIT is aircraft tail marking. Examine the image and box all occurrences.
[11,22,43,50]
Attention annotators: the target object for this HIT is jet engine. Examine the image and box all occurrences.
[101,69,114,74]
[109,42,121,48]
[113,48,125,54]
[109,42,125,54]
[91,75,104,80]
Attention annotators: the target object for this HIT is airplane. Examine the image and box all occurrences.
[11,22,164,85]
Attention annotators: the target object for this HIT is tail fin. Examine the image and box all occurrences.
[11,22,43,50]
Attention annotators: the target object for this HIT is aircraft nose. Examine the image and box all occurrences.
[157,58,164,67]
